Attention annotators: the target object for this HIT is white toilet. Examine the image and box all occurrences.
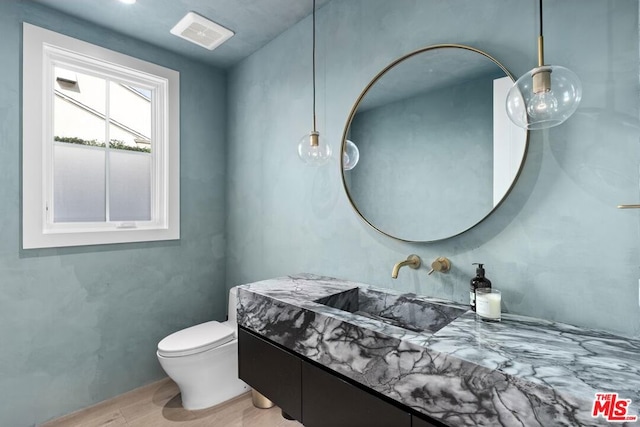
[157,287,249,410]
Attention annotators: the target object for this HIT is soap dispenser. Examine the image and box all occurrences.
[470,263,491,312]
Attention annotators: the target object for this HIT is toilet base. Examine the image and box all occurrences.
[158,339,249,410]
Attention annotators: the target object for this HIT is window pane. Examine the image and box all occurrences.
[54,144,106,222]
[54,66,106,145]
[109,82,152,152]
[109,150,151,221]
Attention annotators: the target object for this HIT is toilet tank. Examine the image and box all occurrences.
[228,286,238,326]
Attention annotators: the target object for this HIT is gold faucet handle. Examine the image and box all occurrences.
[428,257,451,275]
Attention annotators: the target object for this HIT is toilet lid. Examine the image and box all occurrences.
[157,321,235,357]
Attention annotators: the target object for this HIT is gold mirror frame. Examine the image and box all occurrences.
[340,44,530,243]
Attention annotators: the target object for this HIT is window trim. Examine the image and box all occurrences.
[23,23,180,249]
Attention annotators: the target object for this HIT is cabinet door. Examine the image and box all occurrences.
[238,327,302,421]
[302,361,411,427]
[413,414,444,427]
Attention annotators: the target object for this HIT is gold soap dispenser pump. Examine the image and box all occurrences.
[470,263,492,312]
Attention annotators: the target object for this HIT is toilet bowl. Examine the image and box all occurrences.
[157,287,249,410]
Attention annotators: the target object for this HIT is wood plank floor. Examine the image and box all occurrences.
[40,378,304,427]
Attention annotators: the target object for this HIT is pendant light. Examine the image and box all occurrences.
[343,139,359,170]
[297,0,332,166]
[505,0,582,130]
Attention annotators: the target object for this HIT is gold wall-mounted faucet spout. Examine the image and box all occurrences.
[391,254,421,279]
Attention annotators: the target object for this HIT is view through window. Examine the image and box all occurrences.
[53,66,153,222]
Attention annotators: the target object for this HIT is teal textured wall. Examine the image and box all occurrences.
[227,0,640,338]
[0,1,227,425]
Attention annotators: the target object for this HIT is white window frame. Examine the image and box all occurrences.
[23,23,180,249]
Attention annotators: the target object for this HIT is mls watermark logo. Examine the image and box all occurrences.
[591,393,638,423]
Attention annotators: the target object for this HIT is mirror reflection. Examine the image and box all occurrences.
[342,45,528,242]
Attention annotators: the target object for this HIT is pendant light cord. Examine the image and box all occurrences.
[537,0,545,67]
[538,0,543,38]
[312,0,317,132]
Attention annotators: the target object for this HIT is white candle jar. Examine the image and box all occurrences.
[476,288,501,322]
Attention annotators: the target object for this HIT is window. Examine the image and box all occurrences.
[23,23,180,248]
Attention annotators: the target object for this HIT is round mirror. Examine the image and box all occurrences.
[341,44,529,242]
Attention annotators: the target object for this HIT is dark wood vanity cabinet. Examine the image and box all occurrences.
[301,359,410,427]
[412,416,442,427]
[238,326,443,427]
[237,327,302,421]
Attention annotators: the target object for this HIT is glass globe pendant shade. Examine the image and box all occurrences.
[506,65,582,130]
[297,131,332,166]
[342,140,360,171]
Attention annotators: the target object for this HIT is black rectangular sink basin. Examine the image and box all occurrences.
[316,287,467,334]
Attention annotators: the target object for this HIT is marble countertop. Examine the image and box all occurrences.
[236,274,640,426]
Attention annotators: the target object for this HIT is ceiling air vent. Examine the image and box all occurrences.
[170,12,234,51]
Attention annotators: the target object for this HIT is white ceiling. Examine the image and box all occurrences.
[29,0,333,69]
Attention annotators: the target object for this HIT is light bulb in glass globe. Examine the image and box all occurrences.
[506,65,582,130]
[297,131,331,166]
[342,140,360,171]
[527,90,558,121]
